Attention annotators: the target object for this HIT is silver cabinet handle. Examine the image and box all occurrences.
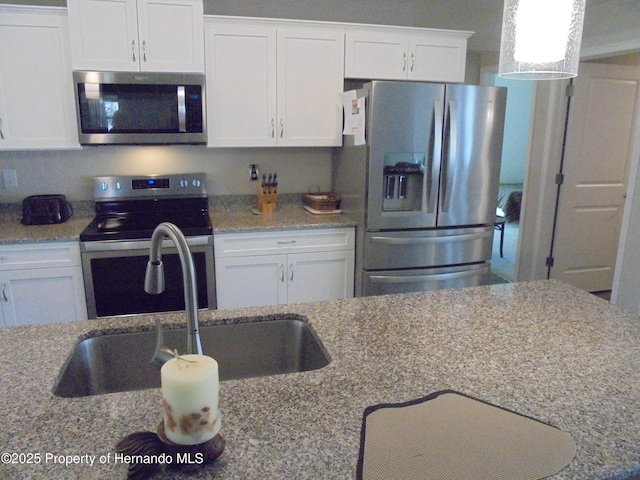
[131,40,136,62]
[1,283,7,302]
[289,264,294,282]
[271,118,275,138]
[280,119,284,138]
[402,52,407,71]
[277,240,296,245]
[410,52,415,71]
[0,117,4,140]
[280,264,285,282]
[142,40,147,62]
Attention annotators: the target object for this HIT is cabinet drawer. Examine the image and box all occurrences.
[0,242,81,271]
[215,228,355,257]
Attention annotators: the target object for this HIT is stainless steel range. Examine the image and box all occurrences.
[80,173,215,318]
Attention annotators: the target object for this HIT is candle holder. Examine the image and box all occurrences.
[115,423,225,480]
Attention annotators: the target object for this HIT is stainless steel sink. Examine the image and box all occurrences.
[54,315,330,398]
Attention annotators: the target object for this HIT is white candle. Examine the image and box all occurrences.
[161,354,221,445]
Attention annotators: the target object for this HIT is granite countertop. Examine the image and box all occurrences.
[0,280,639,479]
[210,202,356,233]
[0,195,356,244]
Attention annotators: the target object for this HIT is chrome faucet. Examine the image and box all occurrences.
[145,222,203,366]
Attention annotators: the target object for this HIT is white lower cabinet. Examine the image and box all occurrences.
[0,242,88,327]
[214,228,355,309]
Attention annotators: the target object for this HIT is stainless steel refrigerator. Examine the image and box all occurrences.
[333,80,507,296]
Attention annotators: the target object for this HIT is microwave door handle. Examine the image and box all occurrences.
[177,86,187,132]
[425,100,444,213]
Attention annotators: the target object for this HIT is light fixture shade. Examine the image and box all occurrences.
[499,0,586,80]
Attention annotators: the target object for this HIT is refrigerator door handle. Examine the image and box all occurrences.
[425,100,444,214]
[369,268,484,284]
[370,230,492,245]
[441,100,457,213]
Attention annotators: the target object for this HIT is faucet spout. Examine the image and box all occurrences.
[145,222,203,363]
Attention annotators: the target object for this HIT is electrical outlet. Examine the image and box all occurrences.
[3,169,18,189]
[249,164,259,181]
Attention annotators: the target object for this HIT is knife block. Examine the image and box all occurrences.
[258,189,277,213]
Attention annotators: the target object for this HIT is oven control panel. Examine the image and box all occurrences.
[93,173,207,200]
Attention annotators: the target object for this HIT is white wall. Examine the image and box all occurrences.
[612,85,640,314]
[484,74,533,185]
[0,146,332,201]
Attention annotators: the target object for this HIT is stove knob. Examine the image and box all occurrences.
[114,182,122,190]
[99,182,108,191]
[192,179,201,188]
[180,179,189,188]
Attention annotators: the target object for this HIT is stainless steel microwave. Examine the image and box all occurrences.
[73,71,206,145]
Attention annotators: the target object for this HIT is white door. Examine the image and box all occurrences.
[407,34,467,83]
[137,0,204,72]
[67,0,140,71]
[276,27,344,146]
[287,250,354,304]
[0,9,79,149]
[344,32,408,80]
[0,268,87,327]
[214,254,287,309]
[205,24,277,146]
[550,62,640,292]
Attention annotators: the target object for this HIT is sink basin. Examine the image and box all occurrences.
[54,315,330,398]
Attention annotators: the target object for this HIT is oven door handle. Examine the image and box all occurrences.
[81,235,212,252]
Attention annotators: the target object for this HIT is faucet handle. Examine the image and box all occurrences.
[151,318,175,367]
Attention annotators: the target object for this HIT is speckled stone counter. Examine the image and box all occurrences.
[0,195,355,244]
[209,194,356,233]
[0,280,638,479]
[0,201,93,244]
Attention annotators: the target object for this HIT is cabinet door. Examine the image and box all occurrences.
[137,0,204,72]
[277,27,344,147]
[287,250,355,304]
[0,267,88,327]
[408,34,467,83]
[206,24,277,147]
[0,8,79,150]
[67,0,140,71]
[215,254,287,309]
[344,32,408,80]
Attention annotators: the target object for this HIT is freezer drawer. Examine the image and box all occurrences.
[363,263,490,296]
[363,226,493,270]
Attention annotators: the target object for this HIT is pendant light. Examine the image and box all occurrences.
[499,0,586,79]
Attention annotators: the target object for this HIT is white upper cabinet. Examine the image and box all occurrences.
[276,27,344,147]
[67,0,204,73]
[0,6,80,150]
[205,17,344,147]
[345,27,471,83]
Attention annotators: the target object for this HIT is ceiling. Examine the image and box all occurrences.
[5,0,639,55]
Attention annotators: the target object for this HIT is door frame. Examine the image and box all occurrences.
[518,52,640,309]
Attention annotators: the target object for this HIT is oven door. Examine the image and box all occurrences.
[81,236,215,318]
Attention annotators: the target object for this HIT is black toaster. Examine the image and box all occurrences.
[21,195,73,225]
